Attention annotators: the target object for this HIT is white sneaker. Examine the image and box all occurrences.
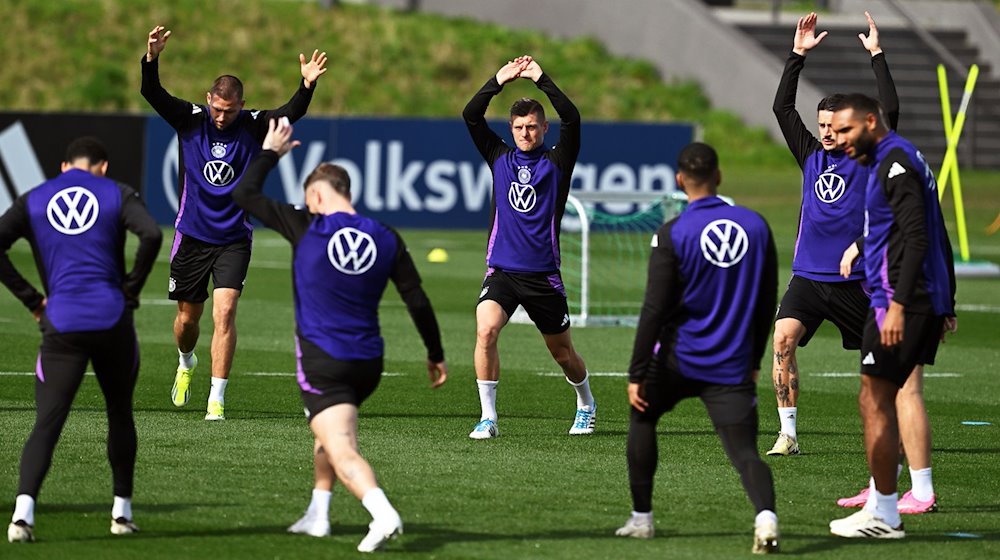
[830,510,905,539]
[7,520,34,543]
[766,432,799,456]
[469,419,499,440]
[569,402,597,435]
[110,517,139,535]
[752,517,779,553]
[614,514,654,539]
[287,513,331,537]
[357,513,403,553]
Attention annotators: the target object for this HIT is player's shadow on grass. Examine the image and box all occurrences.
[788,530,1000,554]
[38,502,222,515]
[396,522,650,552]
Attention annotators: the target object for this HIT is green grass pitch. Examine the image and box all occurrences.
[1,167,998,558]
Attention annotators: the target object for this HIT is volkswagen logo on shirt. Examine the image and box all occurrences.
[204,160,236,186]
[327,227,377,275]
[814,172,846,204]
[700,219,749,268]
[508,182,537,213]
[46,186,99,235]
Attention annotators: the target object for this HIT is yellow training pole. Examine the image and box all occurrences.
[936,64,978,261]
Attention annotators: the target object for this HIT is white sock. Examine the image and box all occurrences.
[862,477,877,512]
[909,467,934,501]
[309,489,332,519]
[777,407,797,439]
[631,510,653,520]
[178,349,196,370]
[112,496,132,521]
[567,373,595,410]
[361,488,397,523]
[755,509,778,526]
[873,490,901,528]
[209,377,228,404]
[477,380,498,421]
[12,494,34,526]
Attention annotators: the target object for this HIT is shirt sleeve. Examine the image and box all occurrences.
[772,52,822,168]
[388,230,445,363]
[881,154,928,307]
[872,52,900,131]
[628,222,682,383]
[462,76,510,168]
[752,221,779,372]
[0,195,44,311]
[231,150,312,243]
[118,183,163,308]
[248,80,316,143]
[140,56,199,131]
[535,73,581,173]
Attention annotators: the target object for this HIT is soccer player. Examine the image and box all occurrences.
[1,137,162,543]
[617,143,779,553]
[232,118,448,552]
[463,55,595,439]
[767,11,898,456]
[141,25,327,420]
[827,93,956,539]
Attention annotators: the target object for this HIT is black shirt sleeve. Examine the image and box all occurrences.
[232,150,312,243]
[388,230,445,363]
[773,52,823,168]
[872,53,900,131]
[881,152,928,307]
[0,195,44,312]
[462,76,511,168]
[245,80,317,143]
[628,222,682,383]
[535,73,581,173]
[118,183,163,308]
[140,56,200,131]
[752,222,779,372]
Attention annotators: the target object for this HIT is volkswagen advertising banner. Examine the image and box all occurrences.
[2,113,693,228]
[143,116,694,228]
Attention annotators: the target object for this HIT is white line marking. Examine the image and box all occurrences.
[242,371,405,377]
[536,371,627,377]
[811,372,962,378]
[955,304,1000,313]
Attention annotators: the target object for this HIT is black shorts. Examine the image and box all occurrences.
[168,233,251,303]
[637,364,758,429]
[297,336,383,420]
[860,309,944,387]
[775,275,869,349]
[478,268,570,334]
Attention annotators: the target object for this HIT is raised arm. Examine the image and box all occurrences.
[248,51,326,141]
[773,14,825,167]
[860,12,900,130]
[140,25,198,129]
[0,196,45,315]
[462,61,522,166]
[118,185,163,309]
[518,57,581,167]
[232,118,311,242]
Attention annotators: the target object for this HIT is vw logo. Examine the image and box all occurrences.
[327,227,377,275]
[700,219,749,268]
[203,160,236,186]
[508,183,537,213]
[46,186,99,235]
[814,172,846,204]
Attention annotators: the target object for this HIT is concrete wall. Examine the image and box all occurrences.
[370,0,828,143]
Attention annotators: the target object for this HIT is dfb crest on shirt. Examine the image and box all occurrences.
[203,160,235,186]
[327,227,378,275]
[516,166,532,184]
[211,142,227,158]
[814,172,846,204]
[46,186,99,235]
[699,219,749,268]
[508,182,537,213]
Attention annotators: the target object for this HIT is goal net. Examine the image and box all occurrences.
[509,190,687,327]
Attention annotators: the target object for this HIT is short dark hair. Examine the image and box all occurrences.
[305,163,351,197]
[827,93,885,126]
[817,93,847,112]
[510,97,545,122]
[64,136,109,166]
[210,75,244,101]
[676,142,718,184]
